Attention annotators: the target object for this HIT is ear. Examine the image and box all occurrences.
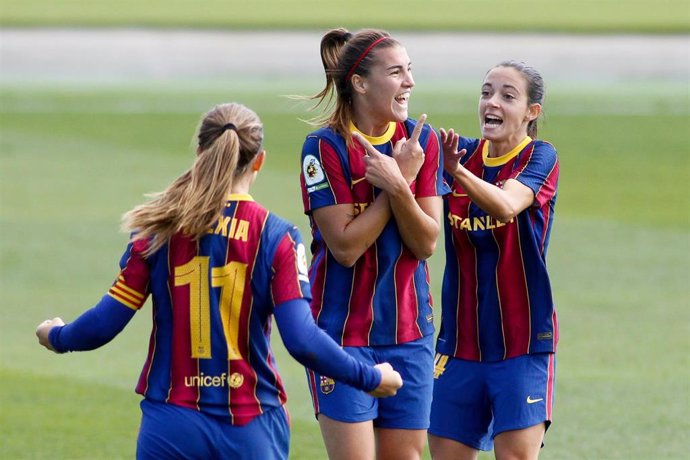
[196,145,203,155]
[351,74,367,95]
[252,150,266,172]
[526,103,542,122]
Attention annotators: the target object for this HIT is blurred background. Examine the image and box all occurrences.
[1,1,688,458]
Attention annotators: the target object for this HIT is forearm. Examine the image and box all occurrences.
[388,185,440,260]
[49,295,136,353]
[453,168,528,222]
[316,193,391,267]
[275,299,381,392]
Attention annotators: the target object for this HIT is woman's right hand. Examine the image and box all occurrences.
[368,362,403,397]
[36,317,64,352]
[439,127,467,177]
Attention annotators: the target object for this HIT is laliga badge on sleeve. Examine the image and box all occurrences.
[303,154,329,193]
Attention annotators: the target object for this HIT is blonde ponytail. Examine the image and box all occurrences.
[122,103,263,256]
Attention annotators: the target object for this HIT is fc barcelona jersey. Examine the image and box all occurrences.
[299,120,450,346]
[438,137,560,362]
[109,194,311,426]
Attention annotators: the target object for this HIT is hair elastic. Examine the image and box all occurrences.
[222,123,237,132]
[345,36,388,83]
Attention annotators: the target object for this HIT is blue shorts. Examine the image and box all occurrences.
[136,399,290,459]
[306,334,434,429]
[429,353,556,451]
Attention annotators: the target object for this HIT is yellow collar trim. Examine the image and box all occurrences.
[349,121,397,145]
[227,193,254,202]
[482,136,532,166]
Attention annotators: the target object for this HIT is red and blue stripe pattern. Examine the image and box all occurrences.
[111,196,309,426]
[300,120,449,346]
[438,137,559,362]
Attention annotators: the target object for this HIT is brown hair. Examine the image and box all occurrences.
[122,103,263,256]
[306,28,399,141]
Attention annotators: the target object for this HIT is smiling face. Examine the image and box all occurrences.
[351,45,414,135]
[479,66,541,153]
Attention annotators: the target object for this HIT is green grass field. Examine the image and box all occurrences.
[1,0,689,33]
[1,77,688,459]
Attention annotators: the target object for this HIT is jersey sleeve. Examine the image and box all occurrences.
[270,226,312,306]
[300,134,353,214]
[510,141,560,208]
[108,238,151,311]
[413,124,451,198]
[274,298,381,392]
[48,238,152,353]
[458,136,482,166]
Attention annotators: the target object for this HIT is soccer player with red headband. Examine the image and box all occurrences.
[36,102,403,460]
[299,28,449,459]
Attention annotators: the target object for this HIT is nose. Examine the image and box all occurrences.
[487,93,500,107]
[404,69,415,88]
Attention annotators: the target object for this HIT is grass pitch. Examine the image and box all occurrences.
[1,78,688,459]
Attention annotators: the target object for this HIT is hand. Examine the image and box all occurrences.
[439,127,467,177]
[368,362,403,398]
[394,113,427,183]
[352,132,406,193]
[36,317,64,352]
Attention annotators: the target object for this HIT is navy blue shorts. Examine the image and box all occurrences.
[429,353,555,451]
[306,334,434,429]
[136,399,289,459]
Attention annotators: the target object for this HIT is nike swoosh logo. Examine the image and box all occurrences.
[451,191,468,197]
[526,396,544,404]
[352,177,366,185]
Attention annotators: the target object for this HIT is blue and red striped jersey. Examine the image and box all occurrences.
[438,137,560,362]
[299,120,450,346]
[110,194,311,426]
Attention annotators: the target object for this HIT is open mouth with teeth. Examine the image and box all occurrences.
[395,93,410,105]
[484,115,503,126]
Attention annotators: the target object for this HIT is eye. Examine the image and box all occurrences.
[503,93,516,101]
[480,90,490,97]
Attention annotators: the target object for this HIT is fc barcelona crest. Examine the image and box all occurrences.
[320,376,335,394]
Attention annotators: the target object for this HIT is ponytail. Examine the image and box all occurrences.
[122,103,263,256]
[304,28,397,142]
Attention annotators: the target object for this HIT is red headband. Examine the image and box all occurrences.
[345,36,388,83]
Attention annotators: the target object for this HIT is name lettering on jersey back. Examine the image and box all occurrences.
[209,216,250,241]
[447,212,514,232]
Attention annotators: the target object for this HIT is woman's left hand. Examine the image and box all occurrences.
[393,113,427,184]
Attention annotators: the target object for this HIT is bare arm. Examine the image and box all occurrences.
[312,194,392,268]
[441,128,534,222]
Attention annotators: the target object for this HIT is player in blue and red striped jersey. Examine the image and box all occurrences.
[36,102,402,460]
[298,28,449,460]
[429,61,560,460]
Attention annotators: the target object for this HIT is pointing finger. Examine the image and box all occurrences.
[409,113,427,143]
[352,131,381,157]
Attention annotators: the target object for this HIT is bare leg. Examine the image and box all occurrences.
[318,414,375,460]
[428,433,479,460]
[376,428,427,460]
[493,423,545,460]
